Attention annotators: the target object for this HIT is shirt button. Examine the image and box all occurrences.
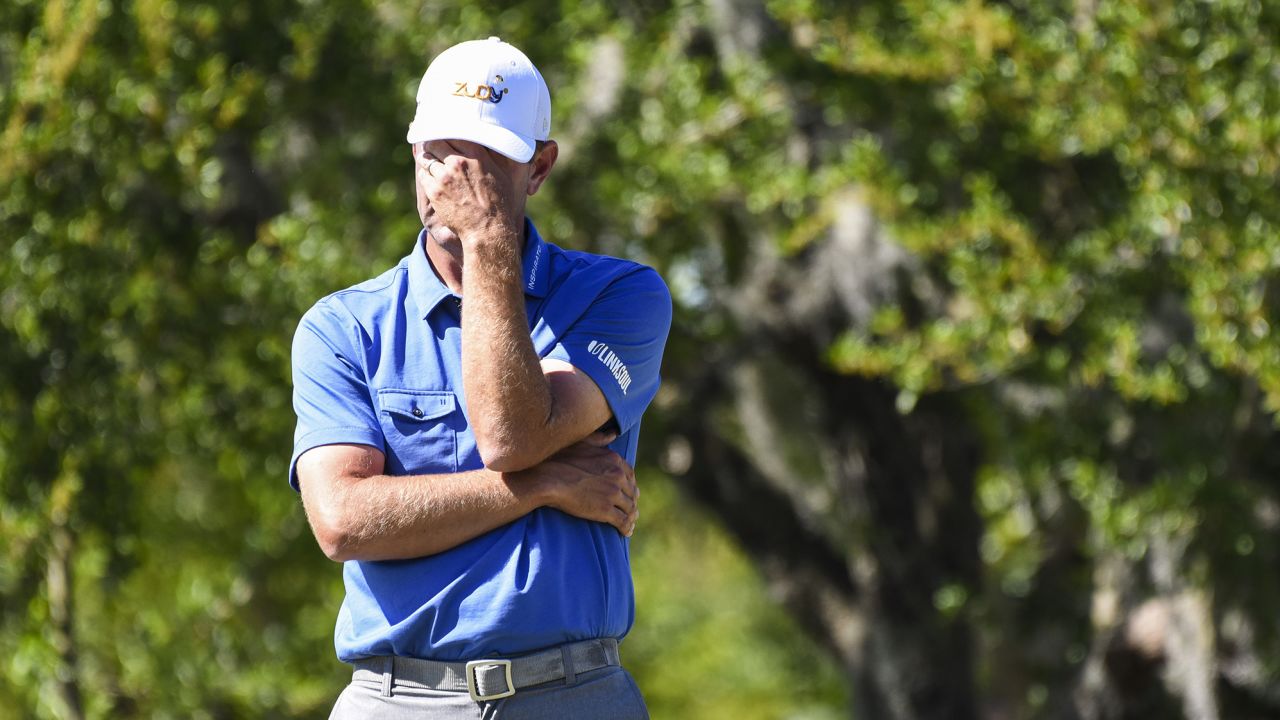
[412,407,424,418]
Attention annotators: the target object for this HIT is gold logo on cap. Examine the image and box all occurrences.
[452,75,508,104]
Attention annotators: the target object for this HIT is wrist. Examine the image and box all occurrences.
[504,466,559,510]
[460,220,521,255]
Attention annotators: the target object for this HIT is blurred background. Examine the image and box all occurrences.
[2,0,1278,718]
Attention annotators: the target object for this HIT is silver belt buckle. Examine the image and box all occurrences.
[465,658,515,702]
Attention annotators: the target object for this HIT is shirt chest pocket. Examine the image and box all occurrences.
[376,389,461,475]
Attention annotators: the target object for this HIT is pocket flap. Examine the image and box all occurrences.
[377,389,457,422]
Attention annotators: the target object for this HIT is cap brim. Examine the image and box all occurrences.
[406,118,535,163]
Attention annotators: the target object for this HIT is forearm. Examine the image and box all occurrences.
[316,466,549,562]
[461,228,557,469]
[298,433,637,562]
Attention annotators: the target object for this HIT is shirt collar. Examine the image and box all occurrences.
[408,218,551,320]
[408,228,453,320]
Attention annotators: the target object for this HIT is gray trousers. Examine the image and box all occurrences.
[328,663,650,719]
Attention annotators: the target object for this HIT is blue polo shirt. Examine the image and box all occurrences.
[289,220,671,663]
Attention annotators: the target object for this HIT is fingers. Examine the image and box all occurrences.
[443,140,507,177]
[442,139,467,156]
[621,468,639,537]
[611,475,639,537]
[583,472,639,538]
[538,447,639,536]
[623,494,639,537]
[416,155,444,201]
[432,143,486,184]
[554,440,621,464]
[417,148,515,238]
[420,154,463,188]
[564,480,635,537]
[582,429,618,447]
[421,141,497,177]
[612,506,633,537]
[609,493,638,537]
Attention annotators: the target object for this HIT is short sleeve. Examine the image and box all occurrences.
[546,267,672,433]
[288,301,385,490]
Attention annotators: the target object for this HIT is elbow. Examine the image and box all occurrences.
[480,448,536,474]
[306,505,359,563]
[316,528,356,563]
[475,436,541,473]
[472,413,553,472]
[472,422,529,472]
[298,461,380,562]
[313,522,357,563]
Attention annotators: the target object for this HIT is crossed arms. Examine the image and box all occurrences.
[295,143,639,563]
[294,283,640,562]
[294,373,637,562]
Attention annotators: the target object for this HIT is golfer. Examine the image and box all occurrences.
[288,37,670,718]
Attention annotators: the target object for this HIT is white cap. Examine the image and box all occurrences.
[406,37,551,163]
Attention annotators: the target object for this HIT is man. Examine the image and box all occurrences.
[289,37,671,718]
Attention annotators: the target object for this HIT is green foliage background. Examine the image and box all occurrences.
[1,0,1278,717]
[0,1,850,717]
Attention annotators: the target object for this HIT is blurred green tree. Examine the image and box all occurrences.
[1,1,845,718]
[2,0,1278,719]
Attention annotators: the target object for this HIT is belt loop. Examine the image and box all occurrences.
[602,637,620,666]
[381,656,394,697]
[560,644,577,686]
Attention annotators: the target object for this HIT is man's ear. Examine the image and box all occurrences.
[526,140,558,196]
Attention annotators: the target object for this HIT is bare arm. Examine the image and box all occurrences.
[296,437,636,562]
[462,236,612,470]
[421,141,613,472]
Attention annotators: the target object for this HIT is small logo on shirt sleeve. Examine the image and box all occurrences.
[587,340,632,395]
